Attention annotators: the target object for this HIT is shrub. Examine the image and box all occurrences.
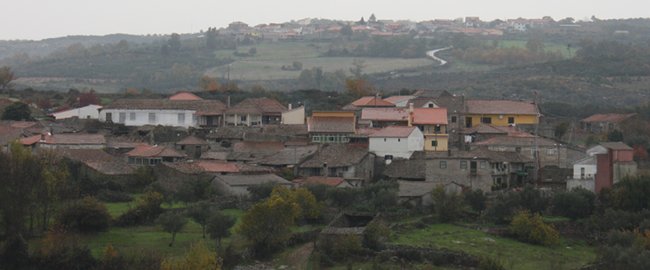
[115,191,164,226]
[510,211,560,246]
[431,186,464,222]
[551,188,595,220]
[33,229,97,270]
[0,235,30,269]
[247,182,277,202]
[363,221,391,251]
[478,256,506,270]
[55,197,111,233]
[463,189,487,213]
[596,230,650,270]
[318,235,363,263]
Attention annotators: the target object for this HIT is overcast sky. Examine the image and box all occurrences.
[3,0,649,40]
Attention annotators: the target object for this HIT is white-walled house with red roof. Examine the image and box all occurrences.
[369,126,424,159]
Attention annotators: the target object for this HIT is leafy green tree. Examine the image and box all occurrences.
[206,211,236,248]
[55,197,111,233]
[156,211,188,247]
[551,188,595,220]
[0,66,15,90]
[554,122,570,139]
[463,189,487,213]
[431,186,464,222]
[510,210,559,246]
[608,129,624,142]
[237,191,300,256]
[160,241,221,270]
[1,102,31,120]
[186,201,216,239]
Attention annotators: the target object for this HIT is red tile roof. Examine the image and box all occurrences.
[127,145,186,158]
[412,108,448,125]
[196,161,240,173]
[350,96,395,107]
[307,116,356,134]
[169,92,203,101]
[233,141,285,153]
[466,100,538,115]
[361,108,409,122]
[294,176,345,187]
[369,126,418,138]
[19,135,41,146]
[582,113,636,123]
[176,135,208,145]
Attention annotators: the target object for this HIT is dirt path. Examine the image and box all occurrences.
[283,242,315,270]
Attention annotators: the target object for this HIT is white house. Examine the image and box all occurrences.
[281,105,305,125]
[99,99,226,128]
[51,105,102,120]
[369,126,424,159]
[567,145,608,192]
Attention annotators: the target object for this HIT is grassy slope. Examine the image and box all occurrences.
[393,223,595,270]
[206,42,433,81]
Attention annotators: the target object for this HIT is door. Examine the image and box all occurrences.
[465,117,473,128]
[470,161,477,176]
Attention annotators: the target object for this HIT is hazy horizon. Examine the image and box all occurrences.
[3,0,650,40]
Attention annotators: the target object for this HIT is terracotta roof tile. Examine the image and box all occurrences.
[59,149,135,175]
[582,113,636,123]
[361,108,409,122]
[412,108,448,125]
[168,92,203,101]
[466,100,538,115]
[176,135,208,145]
[300,144,369,168]
[307,116,356,133]
[43,133,106,145]
[127,145,186,158]
[294,176,345,187]
[350,96,395,107]
[226,98,287,115]
[369,126,418,138]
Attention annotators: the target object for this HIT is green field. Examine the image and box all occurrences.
[206,42,434,81]
[393,224,595,270]
[495,39,574,58]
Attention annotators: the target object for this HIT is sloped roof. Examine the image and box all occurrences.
[398,180,437,197]
[200,151,229,160]
[126,145,186,158]
[384,159,426,180]
[226,98,287,115]
[361,108,409,122]
[412,108,448,125]
[43,133,106,145]
[256,145,318,166]
[369,126,418,138]
[60,149,135,175]
[307,116,356,133]
[19,135,41,146]
[233,141,285,153]
[213,174,291,186]
[300,144,369,168]
[351,96,395,107]
[383,95,415,105]
[176,135,208,145]
[466,100,538,115]
[164,160,240,174]
[294,176,345,187]
[473,135,556,147]
[600,142,633,151]
[582,113,636,123]
[104,99,226,115]
[169,92,203,101]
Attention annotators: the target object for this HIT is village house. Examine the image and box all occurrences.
[594,142,637,192]
[464,100,539,128]
[51,104,102,120]
[0,121,43,150]
[369,126,424,159]
[410,106,449,152]
[398,180,437,207]
[424,148,533,192]
[580,113,637,134]
[410,90,466,147]
[297,144,374,185]
[211,174,293,196]
[224,98,288,126]
[255,145,318,169]
[281,104,306,125]
[126,145,186,165]
[175,135,210,159]
[99,93,226,128]
[307,111,356,144]
[342,96,395,111]
[227,141,285,162]
[60,149,135,188]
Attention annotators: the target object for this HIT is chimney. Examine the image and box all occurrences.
[227,96,231,108]
[288,103,292,110]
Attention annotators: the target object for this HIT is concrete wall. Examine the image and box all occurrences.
[282,106,305,125]
[425,158,493,192]
[53,105,101,120]
[369,130,423,159]
[573,164,597,180]
[567,179,595,192]
[100,109,196,128]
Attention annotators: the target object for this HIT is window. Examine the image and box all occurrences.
[312,136,321,143]
[480,161,487,169]
[460,160,468,170]
[547,148,557,155]
[105,112,113,122]
[148,113,156,124]
[178,113,185,124]
[440,161,447,169]
[431,140,438,147]
[451,116,457,123]
[118,112,126,123]
[240,115,247,122]
[398,138,401,142]
[192,115,197,124]
[481,117,492,124]
[428,103,434,108]
[434,125,441,133]
[508,117,515,124]
[384,138,387,142]
[580,167,585,179]
[129,112,136,121]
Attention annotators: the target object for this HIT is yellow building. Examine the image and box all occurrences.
[464,100,539,128]
[409,107,449,151]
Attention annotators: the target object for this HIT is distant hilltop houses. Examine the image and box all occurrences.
[1,88,636,204]
[214,15,584,42]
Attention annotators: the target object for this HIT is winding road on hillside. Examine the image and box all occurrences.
[426,46,453,66]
